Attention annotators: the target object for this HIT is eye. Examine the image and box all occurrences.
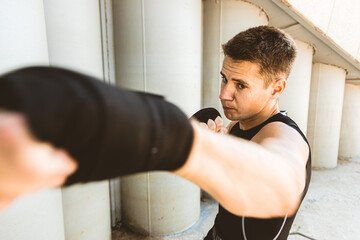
[237,83,246,89]
[221,76,228,84]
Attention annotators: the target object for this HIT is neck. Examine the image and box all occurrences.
[238,103,279,130]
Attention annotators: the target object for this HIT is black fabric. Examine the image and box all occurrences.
[0,66,194,185]
[209,112,311,240]
[191,108,221,123]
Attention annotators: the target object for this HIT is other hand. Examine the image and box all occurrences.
[199,116,228,134]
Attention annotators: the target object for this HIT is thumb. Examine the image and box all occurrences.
[43,148,78,177]
[25,144,78,188]
[0,111,77,187]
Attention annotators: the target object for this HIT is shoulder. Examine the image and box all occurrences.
[226,121,238,132]
[252,121,309,165]
[253,121,304,142]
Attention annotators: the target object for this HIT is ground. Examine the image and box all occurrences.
[288,159,360,240]
[112,159,360,240]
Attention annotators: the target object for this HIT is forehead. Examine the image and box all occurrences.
[221,56,264,83]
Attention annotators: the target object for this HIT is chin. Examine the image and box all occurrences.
[224,112,236,121]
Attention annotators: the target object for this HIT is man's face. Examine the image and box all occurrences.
[219,56,273,122]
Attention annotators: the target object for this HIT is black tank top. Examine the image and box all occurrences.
[212,112,311,240]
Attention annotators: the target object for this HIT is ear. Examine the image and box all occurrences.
[270,77,286,98]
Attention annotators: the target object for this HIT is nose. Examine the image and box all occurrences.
[219,82,234,101]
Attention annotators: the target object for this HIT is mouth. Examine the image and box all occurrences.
[222,106,234,111]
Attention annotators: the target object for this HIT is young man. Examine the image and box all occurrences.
[199,26,311,239]
[0,26,309,240]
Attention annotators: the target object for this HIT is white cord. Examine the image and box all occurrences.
[241,214,288,240]
[273,215,288,240]
[241,216,248,240]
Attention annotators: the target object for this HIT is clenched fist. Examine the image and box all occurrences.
[0,112,77,212]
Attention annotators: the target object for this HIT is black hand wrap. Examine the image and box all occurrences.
[0,67,193,185]
[191,108,221,123]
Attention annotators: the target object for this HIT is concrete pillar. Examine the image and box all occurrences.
[307,63,346,168]
[112,0,201,236]
[121,173,200,236]
[339,82,360,160]
[43,1,111,240]
[109,178,121,227]
[60,182,110,240]
[202,0,268,117]
[0,190,65,240]
[279,40,314,134]
[0,0,49,73]
[44,0,104,77]
[0,1,65,240]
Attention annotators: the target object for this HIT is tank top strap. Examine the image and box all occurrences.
[230,111,308,145]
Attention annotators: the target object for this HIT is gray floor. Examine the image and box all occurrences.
[112,159,360,240]
[288,159,360,240]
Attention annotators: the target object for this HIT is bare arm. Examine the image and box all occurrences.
[173,121,308,218]
[0,66,307,217]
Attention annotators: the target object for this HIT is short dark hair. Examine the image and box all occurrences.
[222,25,297,86]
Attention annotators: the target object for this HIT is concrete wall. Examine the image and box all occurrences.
[285,0,360,61]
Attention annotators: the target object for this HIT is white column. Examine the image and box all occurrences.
[60,182,110,240]
[0,1,65,240]
[307,63,346,168]
[109,178,121,227]
[43,1,111,240]
[279,40,314,134]
[202,0,268,117]
[121,173,200,236]
[0,190,65,240]
[0,0,49,73]
[44,0,104,78]
[339,82,360,160]
[112,0,201,236]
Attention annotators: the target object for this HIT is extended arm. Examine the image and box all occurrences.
[0,66,193,185]
[0,66,308,218]
[174,121,308,218]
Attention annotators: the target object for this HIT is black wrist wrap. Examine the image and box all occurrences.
[191,108,221,123]
[0,67,194,185]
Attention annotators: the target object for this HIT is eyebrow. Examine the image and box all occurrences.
[220,72,249,86]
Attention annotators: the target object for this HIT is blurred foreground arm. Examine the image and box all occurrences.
[0,66,193,185]
[0,67,306,218]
